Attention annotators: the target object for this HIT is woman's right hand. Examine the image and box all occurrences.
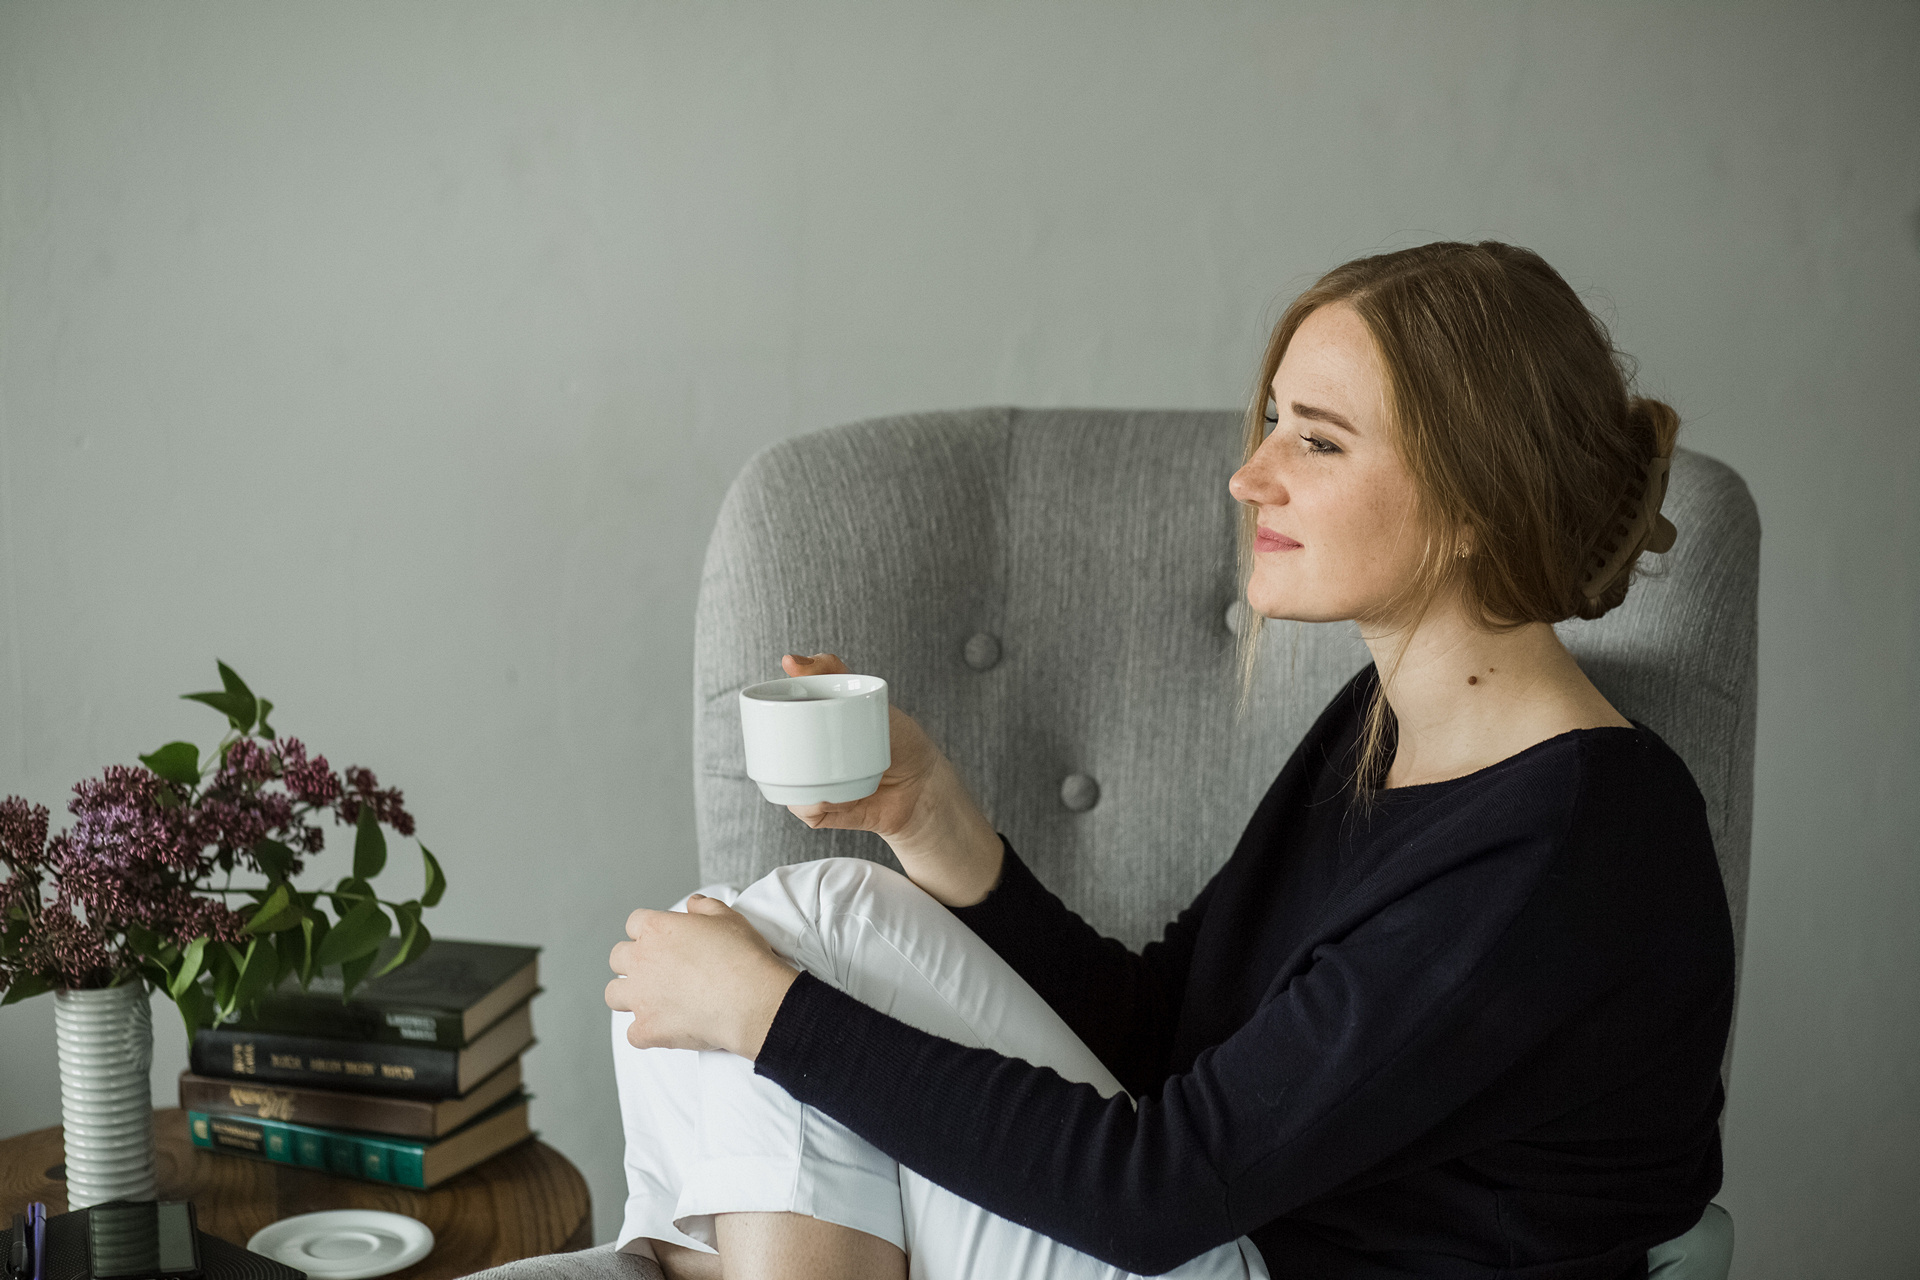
[777,653,1005,907]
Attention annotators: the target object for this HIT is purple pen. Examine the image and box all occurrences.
[25,1205,42,1280]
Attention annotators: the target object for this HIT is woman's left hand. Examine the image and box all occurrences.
[605,896,800,1059]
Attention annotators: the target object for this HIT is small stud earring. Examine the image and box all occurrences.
[1455,540,1471,560]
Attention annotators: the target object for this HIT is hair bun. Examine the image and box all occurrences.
[1575,404,1679,614]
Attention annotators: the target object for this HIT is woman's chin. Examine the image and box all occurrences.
[1246,592,1358,626]
[1244,583,1305,621]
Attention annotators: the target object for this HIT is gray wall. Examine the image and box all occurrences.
[1,3,1914,1274]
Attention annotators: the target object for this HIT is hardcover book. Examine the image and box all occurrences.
[188,1093,532,1189]
[189,998,534,1099]
[227,937,540,1047]
[178,1058,523,1139]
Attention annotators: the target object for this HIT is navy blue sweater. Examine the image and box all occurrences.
[756,671,1734,1276]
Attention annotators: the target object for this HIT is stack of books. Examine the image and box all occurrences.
[180,937,540,1190]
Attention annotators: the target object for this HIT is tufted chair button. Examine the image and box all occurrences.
[963,632,1002,671]
[1059,773,1100,813]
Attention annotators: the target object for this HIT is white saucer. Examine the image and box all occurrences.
[248,1209,435,1280]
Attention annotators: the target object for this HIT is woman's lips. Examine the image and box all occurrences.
[1255,527,1302,552]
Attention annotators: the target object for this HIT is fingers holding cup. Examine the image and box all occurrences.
[781,652,850,677]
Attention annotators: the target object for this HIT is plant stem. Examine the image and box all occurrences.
[192,885,409,910]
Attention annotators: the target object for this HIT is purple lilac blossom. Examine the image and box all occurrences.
[1,726,413,991]
[337,766,415,837]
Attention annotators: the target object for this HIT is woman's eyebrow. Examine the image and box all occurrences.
[1291,401,1359,435]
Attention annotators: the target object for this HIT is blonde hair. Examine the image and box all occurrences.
[1234,242,1681,792]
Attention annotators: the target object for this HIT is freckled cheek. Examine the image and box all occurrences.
[1304,482,1411,580]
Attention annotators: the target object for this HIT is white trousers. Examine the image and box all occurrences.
[610,857,1269,1280]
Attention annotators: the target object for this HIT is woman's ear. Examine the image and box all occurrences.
[1445,519,1477,562]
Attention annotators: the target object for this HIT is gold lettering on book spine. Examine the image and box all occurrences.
[209,1119,263,1152]
[227,1086,296,1122]
[231,1043,256,1075]
[379,1063,416,1081]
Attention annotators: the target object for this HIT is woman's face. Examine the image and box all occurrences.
[1228,303,1433,626]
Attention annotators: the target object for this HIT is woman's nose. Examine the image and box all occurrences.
[1227,466,1252,504]
[1229,455,1284,507]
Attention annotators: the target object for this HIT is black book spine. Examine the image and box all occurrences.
[230,997,464,1048]
[189,1026,457,1098]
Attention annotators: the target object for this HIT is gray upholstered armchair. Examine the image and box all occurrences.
[469,407,1758,1280]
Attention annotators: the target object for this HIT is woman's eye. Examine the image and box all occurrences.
[1265,401,1337,454]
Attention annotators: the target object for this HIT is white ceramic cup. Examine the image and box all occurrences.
[738,673,891,805]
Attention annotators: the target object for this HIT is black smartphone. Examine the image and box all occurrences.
[85,1202,202,1280]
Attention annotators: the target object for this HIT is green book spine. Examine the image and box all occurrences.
[188,1110,430,1190]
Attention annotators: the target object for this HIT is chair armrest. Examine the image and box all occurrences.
[458,1242,665,1280]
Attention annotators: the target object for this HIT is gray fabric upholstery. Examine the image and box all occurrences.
[693,408,1758,1028]
[460,1243,662,1280]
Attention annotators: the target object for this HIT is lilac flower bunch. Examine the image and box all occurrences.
[0,663,446,1037]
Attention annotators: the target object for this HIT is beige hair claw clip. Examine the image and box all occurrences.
[1579,451,1678,606]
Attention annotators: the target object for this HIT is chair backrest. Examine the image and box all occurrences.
[693,408,1759,1070]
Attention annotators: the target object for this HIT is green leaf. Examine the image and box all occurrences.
[1,972,52,1006]
[244,884,301,935]
[314,899,391,969]
[339,948,380,1002]
[374,901,426,978]
[210,944,241,1012]
[175,980,212,1041]
[419,844,446,908]
[138,742,202,786]
[216,942,248,1019]
[230,939,280,1017]
[256,698,275,740]
[168,937,208,1000]
[252,839,298,883]
[217,661,258,717]
[298,912,329,987]
[125,923,162,959]
[273,927,305,986]
[182,690,255,732]
[353,806,387,880]
[329,875,373,917]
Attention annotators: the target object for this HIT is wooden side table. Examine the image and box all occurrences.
[0,1109,592,1280]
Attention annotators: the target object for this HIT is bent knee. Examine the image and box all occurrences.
[759,856,922,915]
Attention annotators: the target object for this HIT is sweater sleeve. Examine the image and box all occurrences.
[946,837,1217,1095]
[756,814,1615,1274]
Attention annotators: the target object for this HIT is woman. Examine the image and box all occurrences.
[605,241,1735,1280]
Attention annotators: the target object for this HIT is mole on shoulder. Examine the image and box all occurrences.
[1467,675,1478,685]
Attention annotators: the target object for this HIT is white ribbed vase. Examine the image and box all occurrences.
[53,984,157,1208]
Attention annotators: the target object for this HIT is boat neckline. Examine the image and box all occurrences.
[1367,721,1651,802]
